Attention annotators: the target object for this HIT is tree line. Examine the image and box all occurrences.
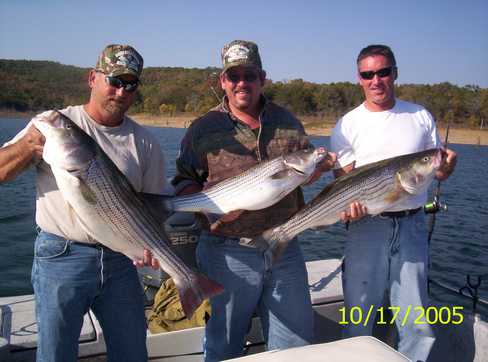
[1,59,486,128]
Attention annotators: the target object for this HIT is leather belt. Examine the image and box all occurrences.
[71,241,106,248]
[379,207,422,218]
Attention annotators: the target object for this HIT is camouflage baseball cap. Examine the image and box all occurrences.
[95,44,144,79]
[221,40,262,72]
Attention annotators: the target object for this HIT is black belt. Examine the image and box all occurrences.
[71,241,106,248]
[379,207,422,218]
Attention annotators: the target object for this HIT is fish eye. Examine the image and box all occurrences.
[422,156,430,162]
[66,124,72,130]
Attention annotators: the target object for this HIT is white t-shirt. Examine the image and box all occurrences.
[331,99,441,211]
[3,105,173,243]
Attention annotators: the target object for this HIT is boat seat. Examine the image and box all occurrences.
[306,259,343,304]
[0,295,95,351]
[228,336,409,361]
[0,259,346,359]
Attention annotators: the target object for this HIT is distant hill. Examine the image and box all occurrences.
[1,59,486,127]
[0,59,221,115]
[0,60,88,112]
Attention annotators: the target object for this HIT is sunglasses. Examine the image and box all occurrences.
[225,71,259,83]
[359,66,395,80]
[104,75,139,92]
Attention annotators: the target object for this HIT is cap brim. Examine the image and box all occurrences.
[223,61,261,73]
[108,69,140,79]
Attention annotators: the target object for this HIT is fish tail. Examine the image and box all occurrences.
[239,228,277,250]
[162,197,174,213]
[243,227,291,264]
[177,273,224,319]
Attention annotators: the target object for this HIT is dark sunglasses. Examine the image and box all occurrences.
[225,71,259,83]
[104,75,139,92]
[359,66,395,80]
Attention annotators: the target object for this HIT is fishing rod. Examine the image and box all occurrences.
[425,121,486,312]
[425,121,449,296]
[424,122,449,237]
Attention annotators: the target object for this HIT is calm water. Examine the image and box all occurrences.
[1,118,487,315]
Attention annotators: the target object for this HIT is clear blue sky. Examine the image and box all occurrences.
[1,0,487,87]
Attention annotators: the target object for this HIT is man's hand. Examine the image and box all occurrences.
[436,148,457,181]
[306,149,337,184]
[22,124,45,160]
[133,249,160,270]
[340,201,368,223]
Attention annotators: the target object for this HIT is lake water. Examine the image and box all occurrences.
[1,117,487,315]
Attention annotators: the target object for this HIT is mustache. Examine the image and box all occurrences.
[109,97,127,103]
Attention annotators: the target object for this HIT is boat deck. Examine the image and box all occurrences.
[1,258,487,361]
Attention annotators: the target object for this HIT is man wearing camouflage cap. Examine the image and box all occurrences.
[172,40,336,361]
[0,44,170,361]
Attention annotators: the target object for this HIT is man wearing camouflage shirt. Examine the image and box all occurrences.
[172,40,336,362]
[0,44,169,362]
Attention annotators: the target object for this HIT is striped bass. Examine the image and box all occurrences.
[249,149,442,260]
[166,147,327,215]
[33,111,223,318]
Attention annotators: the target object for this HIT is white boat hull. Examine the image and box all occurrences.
[1,259,487,362]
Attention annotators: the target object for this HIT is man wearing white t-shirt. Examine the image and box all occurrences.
[331,44,457,362]
[0,45,169,362]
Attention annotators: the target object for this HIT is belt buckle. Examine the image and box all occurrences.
[238,237,254,247]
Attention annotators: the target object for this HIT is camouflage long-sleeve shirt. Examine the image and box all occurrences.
[172,97,311,237]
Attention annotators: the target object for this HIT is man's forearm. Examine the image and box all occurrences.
[0,141,35,182]
[0,124,45,183]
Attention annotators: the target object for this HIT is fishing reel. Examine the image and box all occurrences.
[424,195,448,214]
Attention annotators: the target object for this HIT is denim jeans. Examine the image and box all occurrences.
[196,232,314,362]
[31,231,147,362]
[342,212,435,362]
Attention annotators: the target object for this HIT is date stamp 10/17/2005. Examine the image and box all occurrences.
[338,306,464,326]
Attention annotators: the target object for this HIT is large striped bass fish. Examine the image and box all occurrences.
[33,111,223,318]
[249,149,442,261]
[166,147,327,215]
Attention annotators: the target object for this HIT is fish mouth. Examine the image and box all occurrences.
[314,147,327,163]
[284,147,327,176]
[283,159,308,176]
[433,149,443,169]
[283,159,306,175]
[415,173,425,184]
[291,167,306,176]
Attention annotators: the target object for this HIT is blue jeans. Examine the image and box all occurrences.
[196,232,314,362]
[342,213,435,362]
[31,231,147,362]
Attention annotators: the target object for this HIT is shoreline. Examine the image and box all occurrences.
[1,112,486,146]
[131,114,488,146]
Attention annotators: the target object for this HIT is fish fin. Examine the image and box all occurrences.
[139,192,173,220]
[176,273,224,319]
[270,169,291,180]
[78,180,98,204]
[384,173,404,203]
